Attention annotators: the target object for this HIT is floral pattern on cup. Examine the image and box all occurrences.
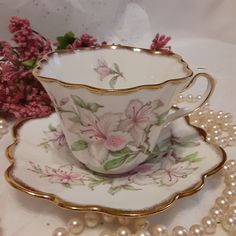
[33,127,202,194]
[94,59,125,88]
[54,95,168,171]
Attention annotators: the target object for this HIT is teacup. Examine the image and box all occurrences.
[33,45,214,174]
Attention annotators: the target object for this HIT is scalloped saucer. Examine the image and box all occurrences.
[5,113,226,217]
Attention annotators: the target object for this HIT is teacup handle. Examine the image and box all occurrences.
[164,72,215,125]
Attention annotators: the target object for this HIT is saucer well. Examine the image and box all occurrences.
[5,113,226,217]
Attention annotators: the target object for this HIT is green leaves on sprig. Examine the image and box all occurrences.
[56,31,76,50]
[71,95,103,113]
[22,58,37,69]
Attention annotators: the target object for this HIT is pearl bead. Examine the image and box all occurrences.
[206,136,211,142]
[221,213,236,232]
[225,171,236,184]
[228,181,236,189]
[222,164,231,176]
[222,122,230,131]
[209,205,224,222]
[192,119,199,125]
[225,160,236,169]
[219,137,228,147]
[84,212,100,228]
[200,124,208,130]
[218,111,224,116]
[223,187,236,203]
[135,229,151,236]
[215,196,230,211]
[189,224,205,236]
[186,94,194,103]
[52,227,69,236]
[223,113,233,122]
[171,226,188,236]
[67,216,84,234]
[99,229,113,236]
[116,226,131,236]
[196,95,202,100]
[201,216,217,234]
[118,217,132,225]
[207,110,215,118]
[102,214,116,223]
[228,206,236,216]
[152,224,169,236]
[134,218,150,230]
[228,136,236,146]
[177,94,185,103]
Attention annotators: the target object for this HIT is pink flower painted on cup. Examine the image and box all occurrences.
[94,59,112,80]
[151,158,197,186]
[78,108,131,163]
[119,99,164,146]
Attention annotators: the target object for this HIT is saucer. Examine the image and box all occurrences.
[5,113,226,217]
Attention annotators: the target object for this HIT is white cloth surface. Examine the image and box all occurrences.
[0,0,236,235]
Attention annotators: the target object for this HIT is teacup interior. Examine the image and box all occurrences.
[39,47,192,89]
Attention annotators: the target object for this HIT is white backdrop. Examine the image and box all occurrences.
[0,1,236,235]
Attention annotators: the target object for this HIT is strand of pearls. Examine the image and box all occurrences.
[175,94,236,148]
[49,94,235,236]
[52,161,236,236]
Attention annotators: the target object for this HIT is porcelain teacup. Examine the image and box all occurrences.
[33,45,214,174]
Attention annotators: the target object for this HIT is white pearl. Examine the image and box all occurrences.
[196,95,202,100]
[186,94,194,103]
[152,224,168,236]
[225,171,236,184]
[223,113,233,122]
[228,136,236,146]
[215,196,230,211]
[118,217,132,226]
[134,218,150,230]
[218,111,224,116]
[99,229,113,236]
[52,227,69,236]
[67,216,84,234]
[171,226,188,236]
[201,216,217,234]
[228,206,236,216]
[84,212,100,228]
[225,160,236,169]
[228,181,236,189]
[209,205,224,222]
[221,213,236,232]
[188,224,204,236]
[102,214,116,223]
[222,122,230,131]
[116,226,131,236]
[219,137,227,147]
[177,94,185,103]
[135,229,151,236]
[223,187,236,203]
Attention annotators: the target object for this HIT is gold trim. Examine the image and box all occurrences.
[4,115,226,217]
[33,44,193,94]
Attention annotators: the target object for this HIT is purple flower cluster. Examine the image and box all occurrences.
[0,16,53,118]
[150,33,171,50]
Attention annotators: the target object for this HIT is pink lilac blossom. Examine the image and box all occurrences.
[0,16,53,118]
[66,33,97,49]
[150,33,171,50]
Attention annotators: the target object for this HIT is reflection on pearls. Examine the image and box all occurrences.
[84,212,100,228]
[228,206,236,216]
[209,205,223,222]
[0,118,8,139]
[223,187,236,203]
[177,94,185,103]
[135,229,151,236]
[221,213,236,232]
[134,218,150,230]
[171,226,188,236]
[67,216,84,234]
[152,224,168,236]
[201,216,217,234]
[189,224,204,236]
[225,171,236,184]
[116,226,131,236]
[118,217,132,225]
[102,214,116,223]
[186,94,194,103]
[99,229,113,236]
[215,196,230,211]
[52,227,69,236]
